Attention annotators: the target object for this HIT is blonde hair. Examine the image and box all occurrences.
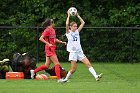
[70,22,77,26]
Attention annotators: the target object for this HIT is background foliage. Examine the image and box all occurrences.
[0,0,139,62]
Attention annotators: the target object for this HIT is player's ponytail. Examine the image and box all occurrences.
[42,19,54,29]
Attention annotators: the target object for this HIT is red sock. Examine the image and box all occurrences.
[55,64,61,79]
[34,65,47,73]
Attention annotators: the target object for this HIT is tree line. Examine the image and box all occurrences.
[0,0,139,62]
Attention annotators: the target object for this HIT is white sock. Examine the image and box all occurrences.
[88,67,98,78]
[65,71,72,80]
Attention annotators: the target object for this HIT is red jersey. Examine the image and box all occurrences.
[42,27,56,53]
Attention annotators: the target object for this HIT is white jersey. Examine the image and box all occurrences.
[66,29,83,52]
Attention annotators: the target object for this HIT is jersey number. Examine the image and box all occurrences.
[72,36,77,41]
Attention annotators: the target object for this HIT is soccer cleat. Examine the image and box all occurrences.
[57,79,70,83]
[57,79,64,83]
[96,73,103,81]
[30,70,35,79]
[61,79,70,83]
[62,79,68,82]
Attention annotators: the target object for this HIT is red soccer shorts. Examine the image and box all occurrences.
[45,47,56,57]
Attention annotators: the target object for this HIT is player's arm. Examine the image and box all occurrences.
[66,11,70,34]
[77,13,85,32]
[56,38,66,45]
[39,35,52,46]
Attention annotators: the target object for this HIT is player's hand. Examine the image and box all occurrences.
[62,42,67,45]
[76,12,80,17]
[48,44,53,47]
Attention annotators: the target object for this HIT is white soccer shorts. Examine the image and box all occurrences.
[68,51,86,61]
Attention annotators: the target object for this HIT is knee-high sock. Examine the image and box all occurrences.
[65,71,72,80]
[55,64,61,79]
[88,67,98,78]
[34,65,47,73]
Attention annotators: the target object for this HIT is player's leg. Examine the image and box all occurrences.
[81,57,102,81]
[62,52,77,82]
[50,54,61,80]
[35,56,51,73]
[81,57,98,77]
[78,51,102,81]
[30,56,51,79]
[64,61,77,81]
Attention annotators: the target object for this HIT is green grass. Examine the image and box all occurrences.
[0,63,140,93]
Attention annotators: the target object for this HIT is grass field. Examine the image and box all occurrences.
[0,63,140,93]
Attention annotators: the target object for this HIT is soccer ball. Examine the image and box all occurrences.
[68,7,77,16]
[35,74,48,80]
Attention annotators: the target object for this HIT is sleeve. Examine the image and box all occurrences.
[76,29,79,34]
[66,30,70,37]
[42,29,49,37]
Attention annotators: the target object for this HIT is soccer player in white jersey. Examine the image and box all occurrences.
[61,12,103,82]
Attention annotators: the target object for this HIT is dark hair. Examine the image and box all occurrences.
[42,19,54,28]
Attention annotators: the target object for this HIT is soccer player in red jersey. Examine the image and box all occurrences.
[30,19,66,82]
